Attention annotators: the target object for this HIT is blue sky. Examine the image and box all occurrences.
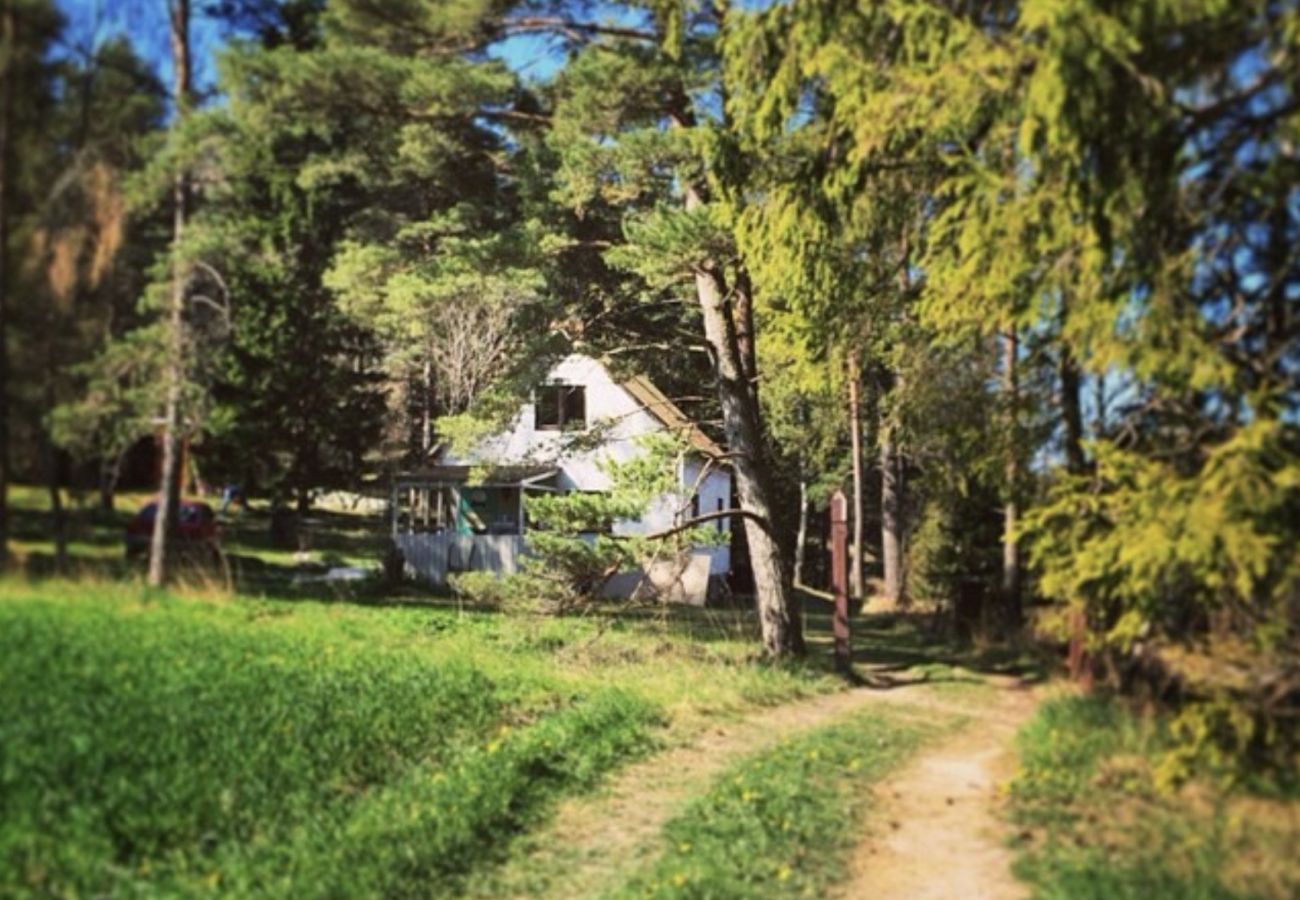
[54,0,225,94]
[52,0,573,102]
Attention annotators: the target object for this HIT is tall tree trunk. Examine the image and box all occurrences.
[793,471,808,588]
[880,423,904,605]
[421,356,433,457]
[43,330,67,570]
[682,182,801,656]
[0,1,13,568]
[1060,346,1086,475]
[883,235,909,605]
[847,349,864,601]
[1001,328,1022,626]
[148,0,190,588]
[733,268,759,411]
[42,437,67,572]
[99,453,122,513]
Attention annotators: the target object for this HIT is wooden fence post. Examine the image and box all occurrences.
[830,490,852,673]
[1067,605,1093,689]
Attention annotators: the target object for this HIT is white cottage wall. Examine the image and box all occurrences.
[441,355,665,495]
[422,354,733,602]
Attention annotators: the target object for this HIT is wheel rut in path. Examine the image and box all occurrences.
[837,678,1038,900]
[478,675,1035,899]
[478,687,887,899]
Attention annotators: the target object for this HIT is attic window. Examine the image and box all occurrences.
[536,385,586,430]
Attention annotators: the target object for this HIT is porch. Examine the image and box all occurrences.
[389,465,558,584]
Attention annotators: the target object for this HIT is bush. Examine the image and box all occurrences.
[449,569,575,614]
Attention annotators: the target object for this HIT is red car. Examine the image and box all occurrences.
[125,500,222,561]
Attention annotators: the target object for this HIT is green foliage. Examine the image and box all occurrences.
[1025,423,1300,649]
[518,432,710,607]
[16,18,168,486]
[449,569,572,614]
[613,710,930,898]
[1010,695,1300,899]
[211,0,552,471]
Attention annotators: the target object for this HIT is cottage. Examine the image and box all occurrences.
[390,354,731,604]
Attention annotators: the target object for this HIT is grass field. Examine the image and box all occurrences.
[12,486,1297,898]
[5,484,392,597]
[1008,695,1300,900]
[0,578,847,897]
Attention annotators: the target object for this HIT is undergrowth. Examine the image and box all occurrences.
[1009,695,1300,900]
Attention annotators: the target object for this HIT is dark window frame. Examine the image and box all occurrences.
[535,384,587,431]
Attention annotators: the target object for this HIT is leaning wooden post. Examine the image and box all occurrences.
[829,490,852,674]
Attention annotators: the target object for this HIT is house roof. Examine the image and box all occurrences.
[395,465,558,487]
[620,375,723,458]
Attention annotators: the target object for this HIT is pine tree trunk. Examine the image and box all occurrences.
[1092,375,1106,440]
[148,0,191,588]
[0,1,13,568]
[1060,347,1086,475]
[793,474,808,588]
[43,331,67,570]
[422,356,433,456]
[881,429,904,605]
[884,237,909,606]
[733,268,759,412]
[1001,328,1022,626]
[683,183,801,656]
[848,350,864,600]
[99,454,121,513]
[42,436,67,572]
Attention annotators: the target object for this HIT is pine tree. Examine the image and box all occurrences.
[542,0,805,654]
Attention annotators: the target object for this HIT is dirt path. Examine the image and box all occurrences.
[471,687,890,899]
[837,679,1038,900]
[473,675,1036,899]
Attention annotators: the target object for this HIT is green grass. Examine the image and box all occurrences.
[4,483,389,594]
[610,709,936,899]
[1009,695,1300,900]
[0,580,836,897]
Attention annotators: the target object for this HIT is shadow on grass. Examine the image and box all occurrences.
[796,591,1050,688]
[6,491,1049,684]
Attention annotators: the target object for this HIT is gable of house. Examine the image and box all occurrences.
[438,354,722,493]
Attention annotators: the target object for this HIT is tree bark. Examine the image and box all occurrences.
[42,436,67,572]
[793,473,808,588]
[682,182,801,656]
[0,1,14,568]
[1060,346,1086,475]
[422,356,433,456]
[99,453,122,513]
[880,425,904,605]
[1001,328,1022,626]
[1092,373,1106,440]
[847,349,864,601]
[43,325,67,570]
[733,268,759,411]
[148,0,190,588]
[883,236,909,606]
